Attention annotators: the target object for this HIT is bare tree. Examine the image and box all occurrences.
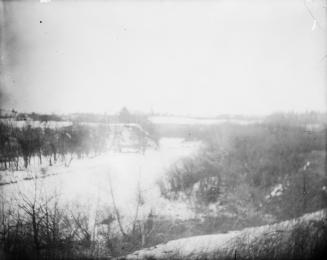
[108,172,127,238]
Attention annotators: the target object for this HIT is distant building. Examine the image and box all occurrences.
[118,107,132,123]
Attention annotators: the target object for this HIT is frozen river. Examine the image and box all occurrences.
[1,138,201,230]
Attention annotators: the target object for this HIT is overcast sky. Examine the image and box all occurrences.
[1,0,326,116]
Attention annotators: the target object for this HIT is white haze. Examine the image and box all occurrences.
[1,0,326,116]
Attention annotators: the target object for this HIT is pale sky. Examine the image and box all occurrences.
[1,0,326,116]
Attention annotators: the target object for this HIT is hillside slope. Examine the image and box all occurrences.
[121,209,327,260]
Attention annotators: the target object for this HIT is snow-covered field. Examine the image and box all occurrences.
[1,138,201,229]
[149,116,259,125]
[0,118,72,128]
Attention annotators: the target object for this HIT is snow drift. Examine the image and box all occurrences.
[121,209,327,260]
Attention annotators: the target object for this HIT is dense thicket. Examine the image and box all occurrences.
[160,121,327,222]
[0,122,110,170]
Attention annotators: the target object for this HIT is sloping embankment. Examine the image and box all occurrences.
[121,209,327,260]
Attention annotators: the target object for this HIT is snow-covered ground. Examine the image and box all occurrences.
[123,209,327,260]
[0,119,72,128]
[149,116,259,125]
[1,138,201,229]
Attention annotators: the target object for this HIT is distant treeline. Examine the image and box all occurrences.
[155,112,327,140]
[1,108,159,141]
[0,122,109,170]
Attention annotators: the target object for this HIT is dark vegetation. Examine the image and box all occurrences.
[0,183,111,260]
[0,122,110,170]
[0,175,162,259]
